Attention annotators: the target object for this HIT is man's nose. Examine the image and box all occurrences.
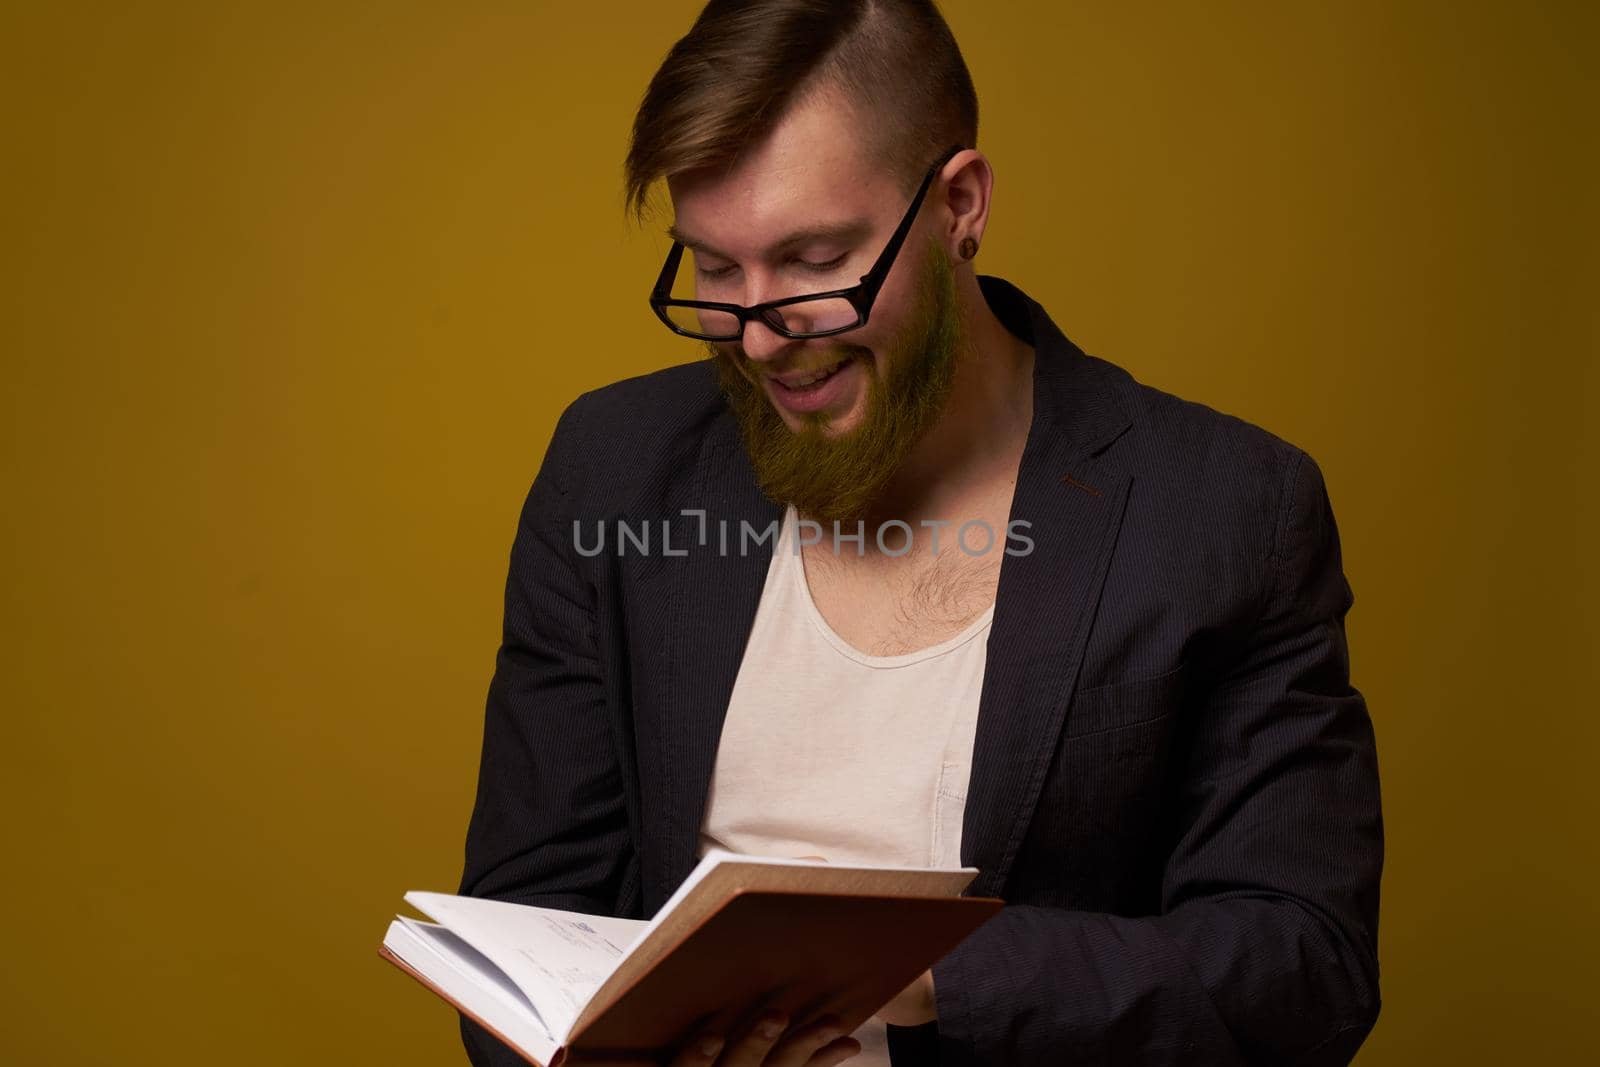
[738,312,795,364]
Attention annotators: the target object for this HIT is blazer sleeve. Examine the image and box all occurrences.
[456,393,636,1066]
[928,449,1384,1066]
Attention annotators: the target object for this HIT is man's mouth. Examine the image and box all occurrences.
[768,356,853,392]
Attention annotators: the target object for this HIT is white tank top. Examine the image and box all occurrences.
[697,503,992,1065]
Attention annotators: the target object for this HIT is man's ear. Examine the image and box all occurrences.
[939,150,995,257]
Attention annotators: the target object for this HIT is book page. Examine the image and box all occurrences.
[405,891,647,1043]
[383,918,562,1065]
[397,916,549,1027]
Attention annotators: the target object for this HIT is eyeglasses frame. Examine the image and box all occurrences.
[648,144,967,341]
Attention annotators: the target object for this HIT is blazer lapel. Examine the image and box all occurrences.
[657,412,781,902]
[960,278,1134,898]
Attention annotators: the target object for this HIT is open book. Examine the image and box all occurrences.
[379,848,1004,1066]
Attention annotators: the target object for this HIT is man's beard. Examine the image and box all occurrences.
[708,238,962,528]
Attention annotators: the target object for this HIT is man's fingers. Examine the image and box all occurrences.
[766,1014,851,1067]
[666,1002,852,1067]
[804,1036,862,1066]
[711,1008,789,1066]
[667,1030,725,1067]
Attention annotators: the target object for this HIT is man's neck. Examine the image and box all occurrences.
[856,273,1036,535]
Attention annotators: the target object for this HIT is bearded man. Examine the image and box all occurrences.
[457,2,1383,1066]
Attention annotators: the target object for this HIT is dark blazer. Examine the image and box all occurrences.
[457,275,1383,1066]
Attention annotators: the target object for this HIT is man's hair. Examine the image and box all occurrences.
[624,0,978,224]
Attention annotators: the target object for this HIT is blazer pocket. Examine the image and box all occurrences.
[1063,660,1189,738]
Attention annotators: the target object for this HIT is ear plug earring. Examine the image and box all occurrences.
[958,236,978,259]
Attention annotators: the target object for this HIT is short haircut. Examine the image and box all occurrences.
[624,0,979,224]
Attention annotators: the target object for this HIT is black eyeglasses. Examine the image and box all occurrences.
[649,144,965,342]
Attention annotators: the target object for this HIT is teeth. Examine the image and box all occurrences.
[789,359,845,387]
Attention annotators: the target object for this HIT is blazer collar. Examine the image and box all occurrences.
[951,276,1133,895]
[977,273,1132,457]
[652,275,1133,909]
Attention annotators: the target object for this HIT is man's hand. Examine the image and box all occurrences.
[872,970,936,1027]
[667,1009,861,1067]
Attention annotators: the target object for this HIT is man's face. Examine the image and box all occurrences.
[706,238,959,528]
[666,93,965,525]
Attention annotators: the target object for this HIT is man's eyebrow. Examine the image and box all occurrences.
[666,219,874,259]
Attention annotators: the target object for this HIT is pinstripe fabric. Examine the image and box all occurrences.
[457,276,1382,1066]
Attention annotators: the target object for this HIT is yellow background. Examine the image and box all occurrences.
[3,2,1594,1062]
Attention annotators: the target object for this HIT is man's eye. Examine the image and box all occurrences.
[697,264,736,280]
[798,253,849,272]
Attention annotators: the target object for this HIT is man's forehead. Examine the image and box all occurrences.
[665,142,896,259]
